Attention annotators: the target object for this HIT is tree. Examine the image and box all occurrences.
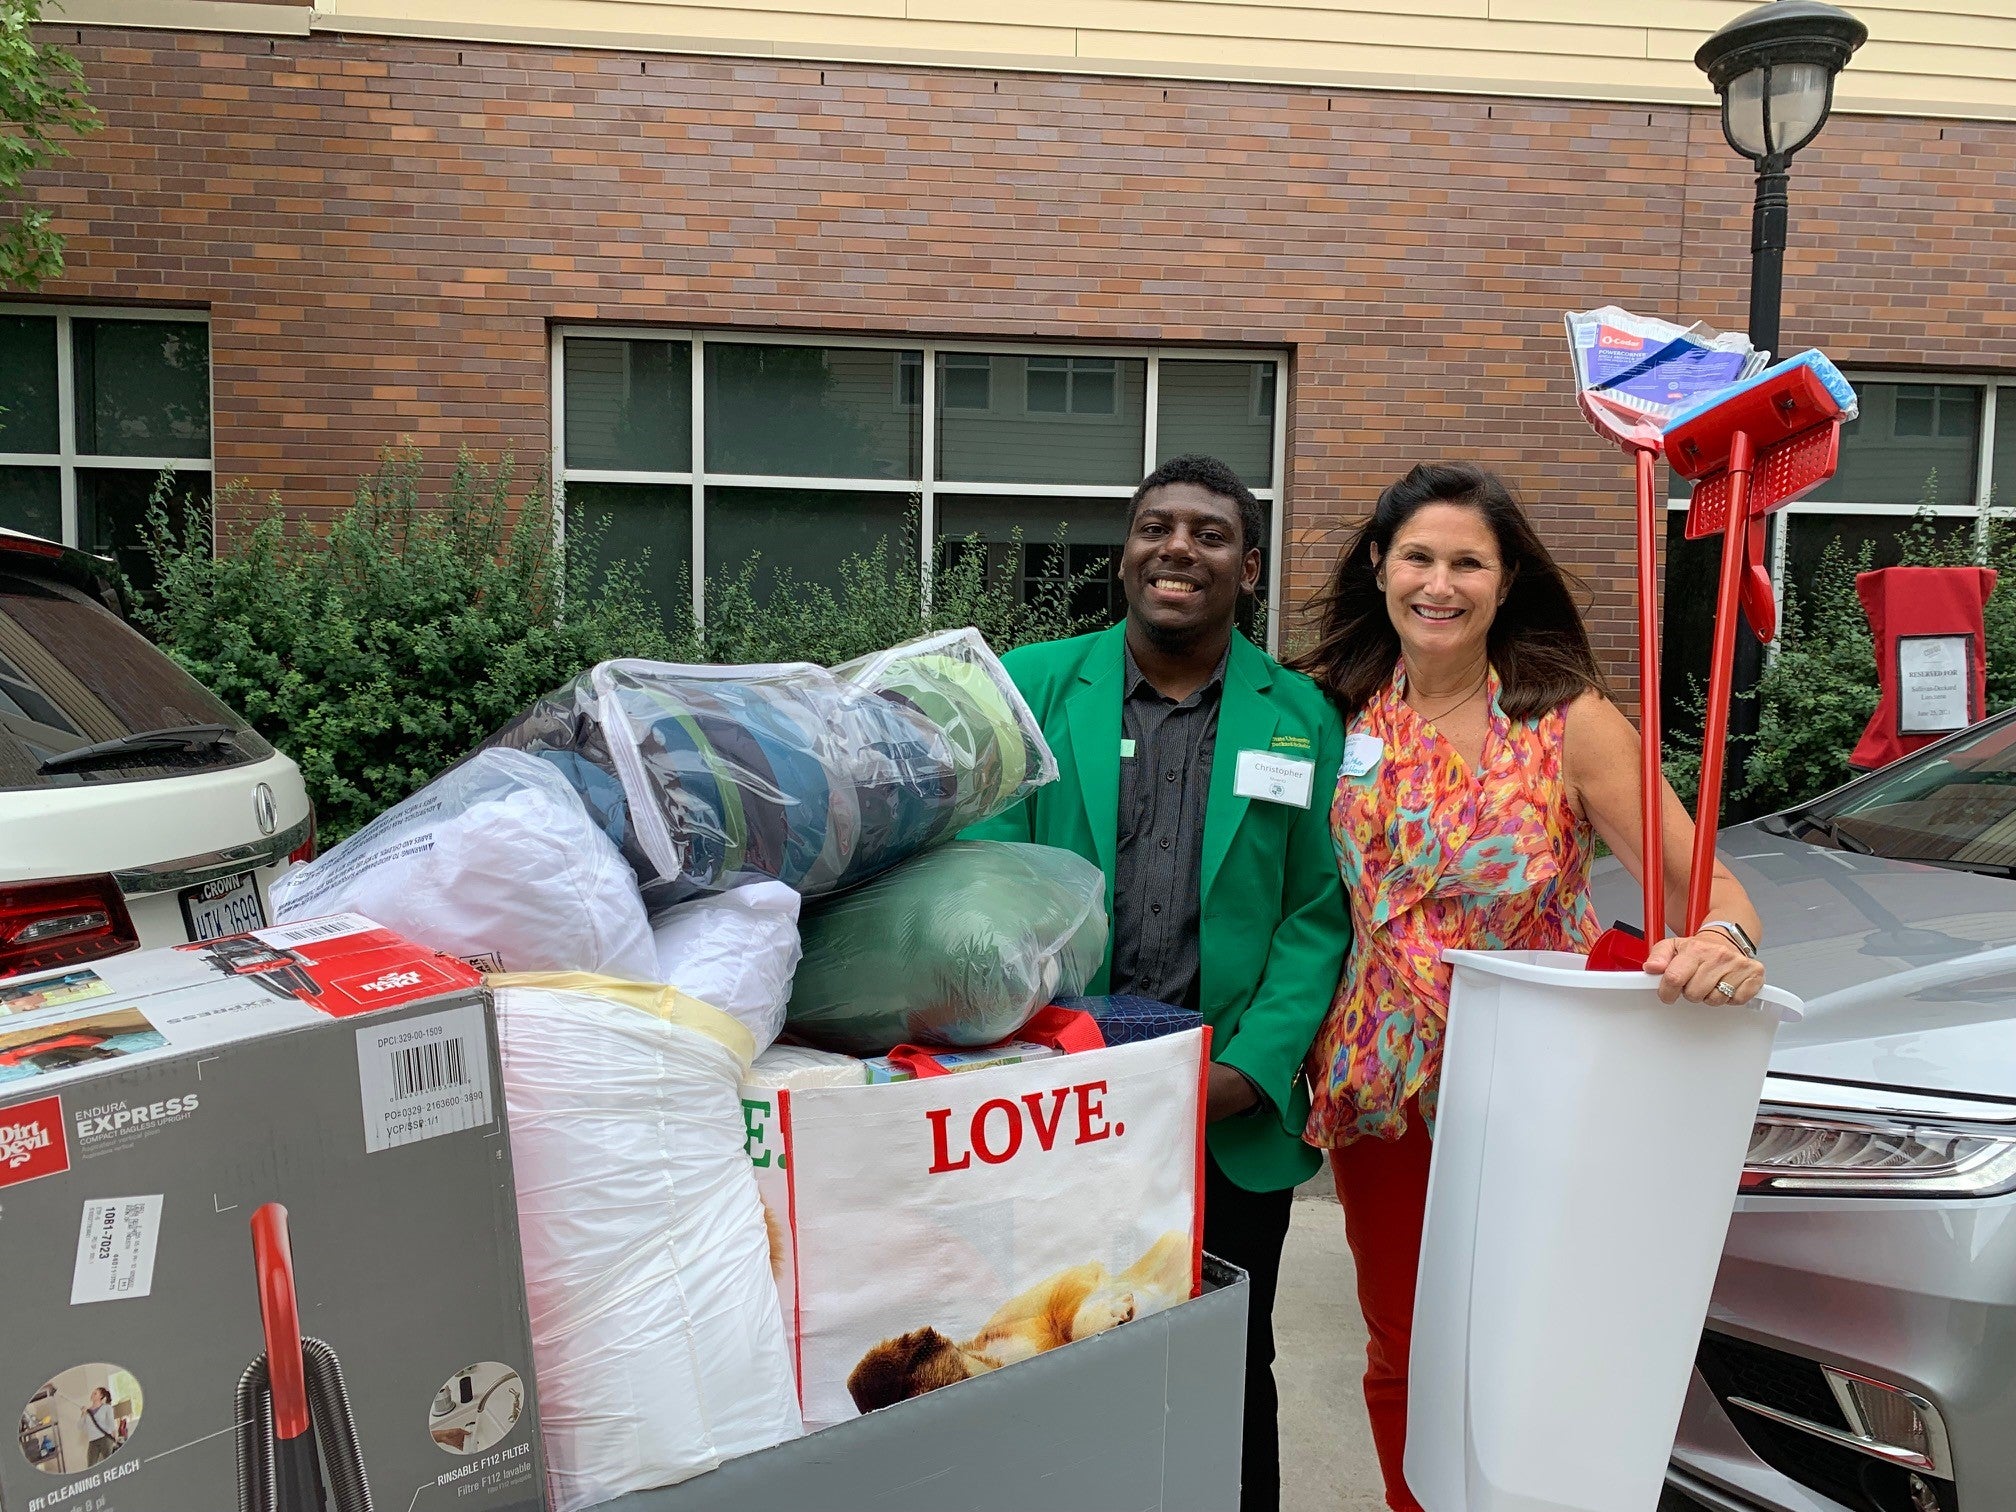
[1,0,98,290]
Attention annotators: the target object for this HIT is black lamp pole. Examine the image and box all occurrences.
[1690,0,1867,762]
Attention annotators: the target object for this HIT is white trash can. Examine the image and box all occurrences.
[1403,949,1800,1512]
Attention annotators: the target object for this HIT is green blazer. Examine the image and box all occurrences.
[964,622,1350,1192]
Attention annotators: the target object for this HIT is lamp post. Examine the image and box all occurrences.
[1686,0,1866,764]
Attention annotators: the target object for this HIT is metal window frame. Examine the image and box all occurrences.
[0,304,215,550]
[552,325,1290,649]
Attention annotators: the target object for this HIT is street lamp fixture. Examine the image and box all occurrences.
[1694,0,1868,355]
[1683,0,1865,779]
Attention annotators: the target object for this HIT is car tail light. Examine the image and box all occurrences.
[0,874,142,978]
[288,806,318,866]
[1743,1111,2016,1197]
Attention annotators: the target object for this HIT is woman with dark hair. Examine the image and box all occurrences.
[1292,462,1766,1511]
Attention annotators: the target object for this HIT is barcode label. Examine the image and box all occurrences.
[389,1037,469,1099]
[259,915,372,947]
[355,1003,492,1153]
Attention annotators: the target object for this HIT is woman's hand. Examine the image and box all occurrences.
[1642,929,1766,1005]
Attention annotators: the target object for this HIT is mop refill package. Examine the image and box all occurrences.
[0,916,545,1512]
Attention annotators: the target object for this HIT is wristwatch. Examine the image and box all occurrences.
[1700,919,1758,958]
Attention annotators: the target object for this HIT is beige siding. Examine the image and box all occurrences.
[48,0,2016,119]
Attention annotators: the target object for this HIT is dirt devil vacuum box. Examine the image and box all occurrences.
[0,914,546,1512]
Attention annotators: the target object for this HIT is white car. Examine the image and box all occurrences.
[0,528,311,980]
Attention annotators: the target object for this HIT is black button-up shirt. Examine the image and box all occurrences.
[1109,645,1224,1012]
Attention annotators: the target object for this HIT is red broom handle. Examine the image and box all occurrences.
[1686,429,1754,935]
[1633,445,1666,945]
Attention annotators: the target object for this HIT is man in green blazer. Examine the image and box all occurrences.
[965,454,1349,1512]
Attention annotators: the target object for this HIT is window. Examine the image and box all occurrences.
[941,353,992,412]
[1026,356,1118,416]
[0,309,212,590]
[554,331,1289,642]
[1660,373,2011,734]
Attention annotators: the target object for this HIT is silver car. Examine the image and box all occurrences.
[1607,708,2016,1512]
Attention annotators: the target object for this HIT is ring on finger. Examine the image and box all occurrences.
[1715,980,1737,1000]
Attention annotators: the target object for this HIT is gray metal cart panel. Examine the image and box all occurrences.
[599,1256,1249,1512]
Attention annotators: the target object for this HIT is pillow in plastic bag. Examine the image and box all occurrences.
[479,629,1056,912]
[494,975,800,1511]
[650,881,803,1057]
[271,749,655,981]
[783,841,1108,1056]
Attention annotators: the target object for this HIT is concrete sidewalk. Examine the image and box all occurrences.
[1277,1182,1388,1512]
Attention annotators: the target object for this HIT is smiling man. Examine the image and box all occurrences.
[964,453,1350,1512]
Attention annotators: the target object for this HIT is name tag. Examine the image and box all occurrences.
[1341,733,1383,778]
[1234,749,1314,808]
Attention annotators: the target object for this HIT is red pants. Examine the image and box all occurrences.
[1330,1103,1434,1512]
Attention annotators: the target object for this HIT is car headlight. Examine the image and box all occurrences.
[1743,1112,2016,1197]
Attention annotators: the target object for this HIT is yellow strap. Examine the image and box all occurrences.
[485,972,756,1070]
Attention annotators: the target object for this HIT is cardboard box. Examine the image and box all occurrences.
[858,1039,1062,1083]
[594,1257,1250,1512]
[0,915,545,1512]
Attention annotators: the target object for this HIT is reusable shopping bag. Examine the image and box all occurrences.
[781,1024,1208,1429]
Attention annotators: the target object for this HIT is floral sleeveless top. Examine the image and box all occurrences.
[1304,665,1598,1147]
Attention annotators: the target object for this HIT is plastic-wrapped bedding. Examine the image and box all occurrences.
[479,628,1054,913]
[650,881,802,1057]
[783,841,1109,1057]
[493,973,801,1512]
[271,749,656,980]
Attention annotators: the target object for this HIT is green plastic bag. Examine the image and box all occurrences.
[784,842,1109,1055]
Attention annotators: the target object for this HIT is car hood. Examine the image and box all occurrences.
[1592,824,2016,1101]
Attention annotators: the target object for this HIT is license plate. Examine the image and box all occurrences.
[180,871,268,942]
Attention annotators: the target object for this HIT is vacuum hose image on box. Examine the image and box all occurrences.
[234,1203,374,1512]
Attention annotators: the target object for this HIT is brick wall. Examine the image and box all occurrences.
[24,26,2016,702]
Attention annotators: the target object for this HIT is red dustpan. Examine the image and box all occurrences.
[1577,356,1852,970]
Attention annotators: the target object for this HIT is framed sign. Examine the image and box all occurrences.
[1896,633,1976,736]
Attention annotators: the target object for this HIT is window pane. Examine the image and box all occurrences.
[942,354,991,411]
[706,486,914,600]
[1991,387,2016,510]
[0,316,59,454]
[78,468,208,597]
[704,345,921,480]
[1785,515,1912,618]
[74,320,210,459]
[566,482,692,629]
[0,467,60,540]
[563,338,691,472]
[938,493,1131,626]
[938,354,1146,486]
[1659,509,1721,737]
[1071,360,1116,415]
[1026,361,1069,414]
[0,567,268,793]
[1808,381,1979,508]
[937,491,1271,634]
[1157,359,1276,486]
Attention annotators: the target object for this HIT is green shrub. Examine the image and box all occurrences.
[139,450,686,844]
[1663,492,2011,816]
[1737,535,1881,813]
[139,450,1102,843]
